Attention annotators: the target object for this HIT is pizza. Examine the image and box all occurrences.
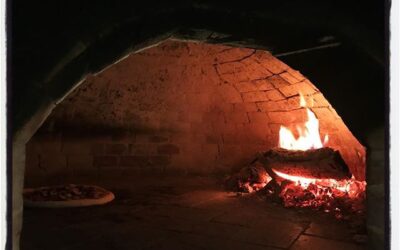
[23,184,115,208]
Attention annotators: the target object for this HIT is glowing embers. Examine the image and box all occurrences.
[279,93,328,151]
[265,169,366,220]
[272,169,365,197]
[226,164,366,220]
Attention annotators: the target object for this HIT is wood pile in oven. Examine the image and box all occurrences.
[225,147,366,223]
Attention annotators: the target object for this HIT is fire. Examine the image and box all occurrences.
[272,93,366,219]
[279,93,328,151]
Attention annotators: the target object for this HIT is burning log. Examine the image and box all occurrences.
[257,147,352,180]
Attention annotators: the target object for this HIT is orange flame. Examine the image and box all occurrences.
[279,93,328,151]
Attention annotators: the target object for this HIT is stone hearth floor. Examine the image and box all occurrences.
[21,176,365,250]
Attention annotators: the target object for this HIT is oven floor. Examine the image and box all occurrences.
[21,176,365,250]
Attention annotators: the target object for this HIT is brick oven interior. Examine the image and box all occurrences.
[20,40,374,250]
[10,1,386,250]
[24,40,366,185]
